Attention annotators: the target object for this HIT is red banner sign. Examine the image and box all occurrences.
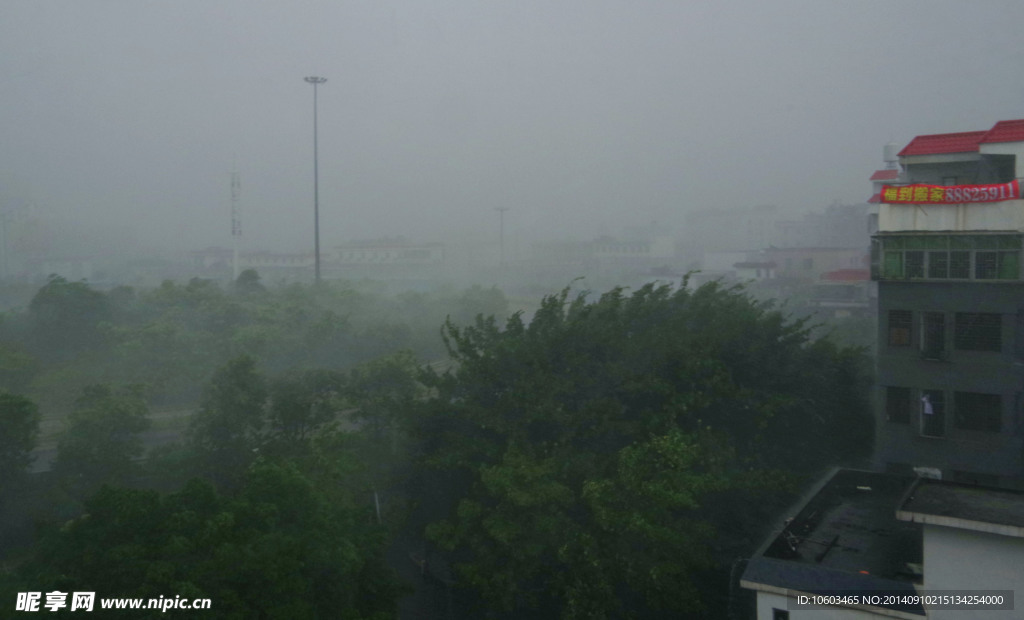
[881,180,1020,204]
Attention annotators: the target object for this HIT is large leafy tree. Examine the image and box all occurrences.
[5,460,401,619]
[0,391,40,497]
[407,281,872,617]
[264,368,345,457]
[187,356,268,488]
[53,384,150,495]
[28,275,110,355]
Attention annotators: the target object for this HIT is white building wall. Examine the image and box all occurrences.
[921,524,1024,620]
[979,142,1024,178]
[878,200,1024,232]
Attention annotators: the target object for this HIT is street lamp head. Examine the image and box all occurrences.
[304,76,327,84]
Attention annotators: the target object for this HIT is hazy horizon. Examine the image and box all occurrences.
[3,1,1024,258]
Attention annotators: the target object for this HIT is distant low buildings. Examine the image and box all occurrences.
[189,238,446,282]
[332,238,445,267]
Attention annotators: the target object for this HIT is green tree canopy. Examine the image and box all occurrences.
[407,281,872,617]
[234,268,266,296]
[187,356,267,489]
[5,460,401,619]
[28,275,110,355]
[0,391,40,496]
[53,384,150,495]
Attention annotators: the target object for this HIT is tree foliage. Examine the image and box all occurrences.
[407,281,872,617]
[6,461,401,619]
[28,275,110,355]
[53,384,150,495]
[187,356,268,488]
[0,391,40,496]
[265,368,345,455]
[8,277,504,408]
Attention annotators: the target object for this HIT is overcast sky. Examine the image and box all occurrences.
[2,1,1024,255]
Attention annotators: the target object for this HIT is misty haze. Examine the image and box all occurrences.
[2,1,1024,618]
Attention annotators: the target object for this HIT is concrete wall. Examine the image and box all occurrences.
[980,142,1024,178]
[903,160,989,186]
[874,281,1024,481]
[922,524,1024,620]
[879,200,1024,233]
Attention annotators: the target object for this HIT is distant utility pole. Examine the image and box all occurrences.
[304,76,327,283]
[495,207,509,268]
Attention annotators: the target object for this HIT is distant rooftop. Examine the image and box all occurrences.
[896,478,1024,538]
[339,237,443,249]
[898,131,987,157]
[897,118,1024,156]
[870,169,900,181]
[742,469,925,616]
[980,119,1024,145]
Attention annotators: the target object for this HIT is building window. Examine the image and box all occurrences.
[975,251,1020,279]
[920,390,945,437]
[877,235,1021,280]
[921,312,945,360]
[883,250,903,278]
[1016,309,1024,362]
[954,313,1001,351]
[954,392,1002,432]
[950,251,971,278]
[773,610,790,620]
[905,251,924,278]
[888,310,912,346]
[886,387,912,423]
[927,250,949,278]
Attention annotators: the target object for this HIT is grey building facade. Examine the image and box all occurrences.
[872,119,1024,488]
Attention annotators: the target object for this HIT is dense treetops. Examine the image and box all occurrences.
[0,274,872,618]
[0,275,507,409]
[405,280,872,617]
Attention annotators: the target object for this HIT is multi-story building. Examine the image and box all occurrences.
[741,120,1024,619]
[872,118,1024,487]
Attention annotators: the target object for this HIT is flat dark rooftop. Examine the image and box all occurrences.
[763,470,921,579]
[742,469,925,616]
[897,478,1024,537]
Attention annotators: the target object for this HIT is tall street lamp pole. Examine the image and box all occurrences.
[495,207,509,269]
[304,76,327,283]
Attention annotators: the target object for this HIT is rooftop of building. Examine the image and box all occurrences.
[338,237,444,249]
[980,119,1024,145]
[898,131,988,157]
[896,478,1024,538]
[871,169,900,181]
[897,118,1024,157]
[742,469,925,616]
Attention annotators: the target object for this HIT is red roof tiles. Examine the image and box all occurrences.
[898,131,987,156]
[896,119,1024,157]
[979,119,1024,145]
[870,169,899,181]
